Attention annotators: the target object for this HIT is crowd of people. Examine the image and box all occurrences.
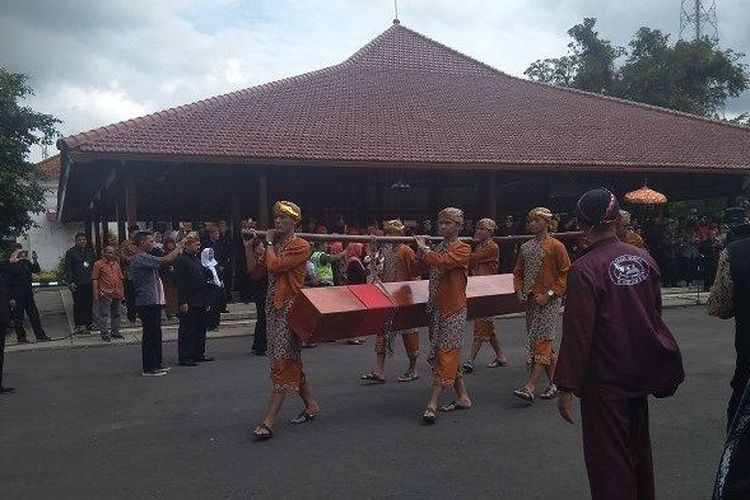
[1,193,749,499]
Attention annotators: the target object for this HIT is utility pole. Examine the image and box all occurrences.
[680,0,719,42]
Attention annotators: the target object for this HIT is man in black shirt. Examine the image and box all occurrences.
[1,248,21,394]
[175,234,213,366]
[8,245,49,343]
[64,233,96,333]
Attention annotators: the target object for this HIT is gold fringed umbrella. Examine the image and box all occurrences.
[624,182,668,205]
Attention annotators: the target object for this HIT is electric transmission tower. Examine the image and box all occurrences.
[680,0,719,42]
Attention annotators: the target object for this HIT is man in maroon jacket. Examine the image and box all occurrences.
[555,189,684,500]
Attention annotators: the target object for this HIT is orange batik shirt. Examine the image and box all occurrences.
[470,240,499,341]
[376,243,421,356]
[251,235,311,393]
[623,230,645,249]
[420,239,471,386]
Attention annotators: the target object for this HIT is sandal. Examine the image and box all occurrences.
[439,400,472,412]
[361,371,386,384]
[512,388,535,404]
[253,423,274,441]
[397,372,419,383]
[540,385,559,400]
[462,361,474,374]
[422,408,437,425]
[487,358,507,368]
[290,410,319,425]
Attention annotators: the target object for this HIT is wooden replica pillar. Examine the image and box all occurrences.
[258,172,269,228]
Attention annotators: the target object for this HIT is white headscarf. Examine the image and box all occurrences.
[201,248,223,287]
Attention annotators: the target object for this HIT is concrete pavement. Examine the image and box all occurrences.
[0,306,736,499]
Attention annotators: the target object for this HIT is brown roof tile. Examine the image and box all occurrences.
[58,23,750,172]
[37,154,61,179]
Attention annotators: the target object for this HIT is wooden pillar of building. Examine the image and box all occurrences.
[487,172,498,221]
[428,171,443,221]
[230,190,241,295]
[258,172,269,228]
[125,168,138,234]
[84,215,93,246]
[116,200,127,243]
[93,209,102,257]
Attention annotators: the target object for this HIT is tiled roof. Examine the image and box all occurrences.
[58,23,750,172]
[37,154,61,179]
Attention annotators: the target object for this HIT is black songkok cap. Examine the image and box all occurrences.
[575,188,620,228]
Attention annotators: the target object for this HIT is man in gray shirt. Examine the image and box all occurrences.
[130,231,182,376]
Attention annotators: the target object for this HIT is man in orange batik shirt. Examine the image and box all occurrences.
[463,218,508,373]
[513,207,571,404]
[361,219,421,384]
[415,207,472,424]
[245,200,319,441]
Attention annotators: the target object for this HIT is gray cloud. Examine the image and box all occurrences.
[1,0,747,162]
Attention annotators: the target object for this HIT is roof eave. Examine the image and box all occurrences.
[61,150,750,175]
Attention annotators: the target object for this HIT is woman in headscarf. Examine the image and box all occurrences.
[201,247,223,331]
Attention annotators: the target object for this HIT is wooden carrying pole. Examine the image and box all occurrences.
[245,231,583,245]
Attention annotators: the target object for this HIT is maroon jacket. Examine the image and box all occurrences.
[555,237,684,401]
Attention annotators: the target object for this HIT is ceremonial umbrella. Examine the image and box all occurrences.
[624,183,668,205]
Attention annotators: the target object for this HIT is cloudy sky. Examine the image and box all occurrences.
[2,0,749,161]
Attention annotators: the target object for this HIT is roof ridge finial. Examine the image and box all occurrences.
[393,0,400,24]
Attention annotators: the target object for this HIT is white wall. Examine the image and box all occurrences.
[18,180,84,271]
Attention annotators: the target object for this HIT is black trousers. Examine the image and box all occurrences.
[137,305,163,372]
[72,283,93,327]
[11,290,46,340]
[0,321,6,388]
[251,284,267,354]
[124,280,137,322]
[729,365,750,431]
[178,306,207,362]
[207,285,222,329]
[715,379,750,500]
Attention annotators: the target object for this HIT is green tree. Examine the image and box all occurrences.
[524,19,749,117]
[0,68,60,238]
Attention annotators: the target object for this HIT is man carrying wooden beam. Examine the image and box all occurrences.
[415,207,472,424]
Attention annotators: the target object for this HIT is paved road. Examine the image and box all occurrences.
[0,307,735,499]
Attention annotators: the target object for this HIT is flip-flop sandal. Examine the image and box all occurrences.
[540,386,559,400]
[439,401,472,412]
[487,359,508,368]
[513,388,535,403]
[397,372,419,382]
[422,408,437,425]
[290,410,319,425]
[361,372,386,384]
[462,362,474,374]
[254,423,274,441]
